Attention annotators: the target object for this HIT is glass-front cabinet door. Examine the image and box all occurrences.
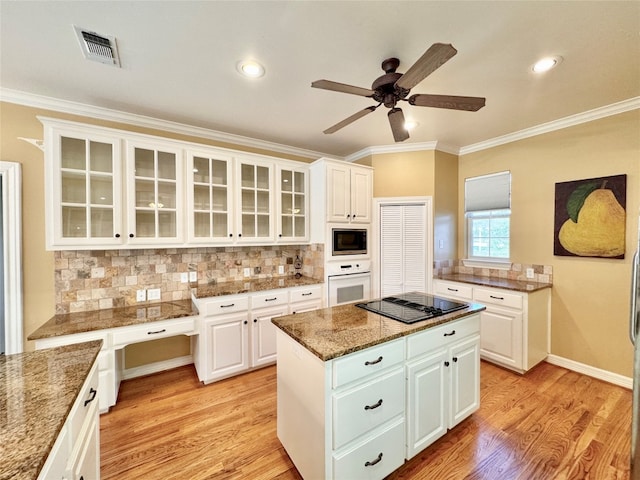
[48,128,123,247]
[277,166,308,242]
[187,150,234,243]
[126,141,183,244]
[237,159,273,242]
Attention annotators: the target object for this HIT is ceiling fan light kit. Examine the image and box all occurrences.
[312,43,486,142]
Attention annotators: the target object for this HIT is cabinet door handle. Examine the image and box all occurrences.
[265,297,277,302]
[365,452,383,467]
[443,330,456,337]
[243,320,248,325]
[115,233,121,238]
[453,357,458,362]
[279,234,282,237]
[238,233,242,237]
[253,319,257,323]
[490,295,505,300]
[346,214,351,219]
[364,398,383,410]
[302,292,312,296]
[229,233,233,237]
[220,303,235,308]
[364,356,383,366]
[84,387,97,407]
[148,328,167,335]
[447,287,459,292]
[352,214,356,219]
[129,233,135,238]
[444,361,450,367]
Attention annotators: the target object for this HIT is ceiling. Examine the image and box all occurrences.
[1,1,639,158]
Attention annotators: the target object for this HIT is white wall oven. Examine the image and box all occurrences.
[327,261,371,307]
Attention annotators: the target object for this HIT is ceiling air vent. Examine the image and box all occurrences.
[73,25,121,67]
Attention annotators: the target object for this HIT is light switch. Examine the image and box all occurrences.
[244,268,251,277]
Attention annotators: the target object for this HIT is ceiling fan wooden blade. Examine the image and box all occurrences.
[395,43,458,92]
[408,94,486,111]
[388,108,409,142]
[323,106,377,134]
[312,79,374,97]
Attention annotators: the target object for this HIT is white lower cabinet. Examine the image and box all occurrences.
[433,279,550,373]
[276,314,481,480]
[406,315,480,459]
[195,284,324,384]
[39,361,100,480]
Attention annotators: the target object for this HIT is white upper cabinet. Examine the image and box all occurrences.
[126,139,184,245]
[41,117,310,250]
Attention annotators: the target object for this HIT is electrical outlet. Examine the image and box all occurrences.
[526,268,535,279]
[180,272,189,283]
[244,267,251,278]
[136,289,146,302]
[278,265,285,275]
[189,271,197,282]
[254,266,261,274]
[147,288,161,301]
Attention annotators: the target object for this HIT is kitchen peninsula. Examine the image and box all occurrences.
[272,297,485,480]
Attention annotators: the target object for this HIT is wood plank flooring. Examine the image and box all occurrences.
[100,361,632,479]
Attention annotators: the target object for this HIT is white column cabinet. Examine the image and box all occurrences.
[325,162,372,223]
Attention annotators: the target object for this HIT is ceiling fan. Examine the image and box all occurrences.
[311,43,486,142]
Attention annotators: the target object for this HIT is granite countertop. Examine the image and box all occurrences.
[436,273,552,293]
[0,340,102,480]
[194,275,323,298]
[272,302,485,361]
[28,299,198,341]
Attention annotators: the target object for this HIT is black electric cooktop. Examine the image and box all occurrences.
[355,292,468,324]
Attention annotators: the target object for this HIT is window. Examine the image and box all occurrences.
[465,171,511,261]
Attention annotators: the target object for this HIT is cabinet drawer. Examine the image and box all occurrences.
[474,287,523,310]
[289,285,322,303]
[203,296,249,316]
[251,290,288,308]
[68,362,99,445]
[333,368,404,449]
[333,418,405,480]
[407,315,480,359]
[112,317,195,347]
[333,339,404,388]
[433,280,473,301]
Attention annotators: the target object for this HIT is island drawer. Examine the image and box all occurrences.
[332,368,404,449]
[474,287,523,309]
[289,285,322,303]
[433,280,473,301]
[332,417,405,480]
[68,362,99,445]
[407,315,480,359]
[332,338,404,388]
[112,317,195,347]
[202,296,249,316]
[251,290,288,308]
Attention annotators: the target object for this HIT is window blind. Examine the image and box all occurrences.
[464,171,511,212]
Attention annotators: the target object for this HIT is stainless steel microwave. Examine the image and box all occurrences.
[332,228,367,256]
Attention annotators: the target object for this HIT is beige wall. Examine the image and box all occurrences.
[459,110,640,377]
[370,150,435,198]
[433,151,458,262]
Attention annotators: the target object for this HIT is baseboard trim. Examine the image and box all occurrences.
[122,355,194,380]
[545,354,632,390]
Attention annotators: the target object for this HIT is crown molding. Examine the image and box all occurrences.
[345,140,457,162]
[0,88,332,161]
[459,97,640,155]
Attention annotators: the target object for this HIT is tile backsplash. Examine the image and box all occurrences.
[433,259,553,284]
[55,244,324,314]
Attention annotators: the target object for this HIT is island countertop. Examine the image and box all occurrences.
[271,302,486,361]
[0,340,102,480]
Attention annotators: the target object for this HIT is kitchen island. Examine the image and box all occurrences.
[272,299,485,480]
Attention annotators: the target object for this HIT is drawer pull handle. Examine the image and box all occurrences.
[220,303,235,308]
[265,297,277,302]
[365,452,383,467]
[447,287,459,292]
[364,399,383,410]
[490,295,505,300]
[364,356,383,366]
[84,387,97,407]
[302,292,312,296]
[148,329,167,335]
[443,330,456,337]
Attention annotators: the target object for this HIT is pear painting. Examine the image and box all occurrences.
[554,175,626,259]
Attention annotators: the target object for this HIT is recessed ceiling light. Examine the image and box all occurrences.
[532,56,563,73]
[237,60,265,78]
[404,120,419,131]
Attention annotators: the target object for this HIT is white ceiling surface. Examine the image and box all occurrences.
[1,1,639,158]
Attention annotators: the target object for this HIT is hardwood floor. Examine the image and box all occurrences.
[100,361,632,480]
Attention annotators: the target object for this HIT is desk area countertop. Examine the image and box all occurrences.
[27,299,198,341]
[271,301,485,361]
[193,275,323,298]
[435,273,552,293]
[0,340,102,480]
